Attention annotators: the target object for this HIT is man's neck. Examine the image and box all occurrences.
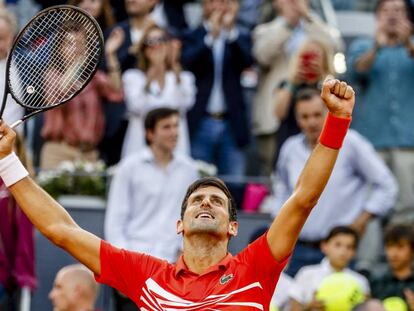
[150,145,173,168]
[392,265,412,280]
[182,235,228,275]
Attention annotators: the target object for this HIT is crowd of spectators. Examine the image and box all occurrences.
[0,0,414,310]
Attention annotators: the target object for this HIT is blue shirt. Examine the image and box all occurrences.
[347,37,414,149]
[272,130,398,240]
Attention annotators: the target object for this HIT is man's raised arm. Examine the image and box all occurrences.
[0,125,101,274]
[267,79,355,261]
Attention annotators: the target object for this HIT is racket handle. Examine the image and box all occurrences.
[11,120,23,129]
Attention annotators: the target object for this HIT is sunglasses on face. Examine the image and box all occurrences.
[143,36,169,47]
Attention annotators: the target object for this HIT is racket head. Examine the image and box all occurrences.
[6,5,103,111]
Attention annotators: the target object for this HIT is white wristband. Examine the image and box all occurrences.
[0,152,29,187]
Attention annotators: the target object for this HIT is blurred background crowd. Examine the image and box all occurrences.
[0,0,414,310]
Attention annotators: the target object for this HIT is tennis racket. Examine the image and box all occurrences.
[0,5,103,129]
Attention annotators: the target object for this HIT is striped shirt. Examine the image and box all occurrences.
[95,234,288,310]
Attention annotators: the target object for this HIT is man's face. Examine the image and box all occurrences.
[321,234,356,270]
[377,0,408,32]
[0,19,13,60]
[125,0,157,18]
[295,96,326,145]
[177,186,238,238]
[147,114,179,152]
[385,240,413,272]
[48,271,77,311]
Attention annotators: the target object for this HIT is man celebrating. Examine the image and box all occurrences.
[0,78,354,310]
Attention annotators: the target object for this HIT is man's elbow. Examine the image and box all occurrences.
[292,190,319,212]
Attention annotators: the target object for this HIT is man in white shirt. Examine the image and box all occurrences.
[289,226,370,311]
[104,107,199,310]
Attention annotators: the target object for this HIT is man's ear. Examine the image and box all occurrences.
[228,221,238,237]
[320,241,328,255]
[177,219,184,235]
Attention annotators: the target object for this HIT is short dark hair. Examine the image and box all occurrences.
[180,177,237,221]
[384,223,414,249]
[324,226,359,247]
[144,107,179,145]
[375,0,408,13]
[294,87,321,104]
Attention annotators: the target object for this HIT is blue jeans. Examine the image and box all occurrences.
[286,242,324,277]
[191,117,245,176]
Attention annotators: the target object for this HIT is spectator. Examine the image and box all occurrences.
[105,108,199,310]
[120,24,195,158]
[252,0,342,175]
[347,0,414,224]
[370,224,414,310]
[0,134,37,311]
[40,21,124,170]
[273,38,334,164]
[99,0,158,166]
[271,88,397,276]
[0,9,23,130]
[290,226,370,311]
[49,264,99,311]
[181,0,254,179]
[67,0,115,33]
[107,0,158,72]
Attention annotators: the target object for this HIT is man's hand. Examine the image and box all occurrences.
[320,78,355,118]
[0,121,16,159]
[405,288,414,311]
[222,0,239,32]
[305,297,325,311]
[350,211,374,236]
[105,27,125,56]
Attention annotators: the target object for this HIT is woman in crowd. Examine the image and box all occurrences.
[39,4,123,170]
[273,39,335,162]
[120,24,196,158]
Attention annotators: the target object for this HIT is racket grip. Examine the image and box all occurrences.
[10,120,23,129]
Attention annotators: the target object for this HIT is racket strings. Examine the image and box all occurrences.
[8,7,101,109]
[15,13,99,106]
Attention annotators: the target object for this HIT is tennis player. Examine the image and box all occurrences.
[0,78,354,310]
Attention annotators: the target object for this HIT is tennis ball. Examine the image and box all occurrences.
[383,297,408,311]
[316,272,365,311]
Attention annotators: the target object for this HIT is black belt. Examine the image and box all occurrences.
[298,239,322,249]
[207,112,226,120]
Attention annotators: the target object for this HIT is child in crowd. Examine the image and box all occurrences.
[289,226,370,310]
[370,224,414,310]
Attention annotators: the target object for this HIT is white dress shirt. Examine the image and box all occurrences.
[272,130,398,241]
[121,70,196,158]
[289,257,370,304]
[105,148,199,262]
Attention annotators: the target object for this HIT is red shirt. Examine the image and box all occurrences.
[95,234,288,310]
